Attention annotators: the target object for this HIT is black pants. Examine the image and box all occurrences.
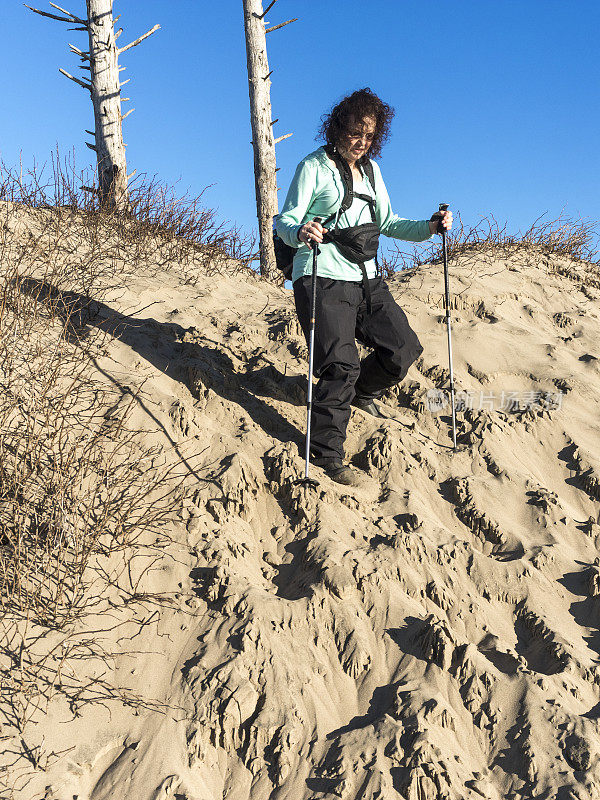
[293,275,423,465]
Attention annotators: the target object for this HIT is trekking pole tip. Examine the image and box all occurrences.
[293,477,320,489]
[451,443,468,454]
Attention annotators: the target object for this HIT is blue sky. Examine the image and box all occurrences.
[1,1,597,252]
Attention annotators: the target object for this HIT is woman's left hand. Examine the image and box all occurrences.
[429,209,453,235]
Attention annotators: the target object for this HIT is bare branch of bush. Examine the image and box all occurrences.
[0,611,182,797]
[380,212,600,281]
[0,148,258,286]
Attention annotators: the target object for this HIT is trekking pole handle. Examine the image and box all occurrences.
[309,217,322,250]
[437,203,449,235]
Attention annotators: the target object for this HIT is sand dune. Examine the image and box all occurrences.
[2,206,600,800]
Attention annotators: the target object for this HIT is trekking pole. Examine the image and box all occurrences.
[439,203,459,452]
[295,219,321,488]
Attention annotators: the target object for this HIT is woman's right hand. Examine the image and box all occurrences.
[298,219,328,246]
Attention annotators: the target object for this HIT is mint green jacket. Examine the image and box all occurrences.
[276,147,433,283]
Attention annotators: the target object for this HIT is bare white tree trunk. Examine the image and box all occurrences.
[243,0,278,277]
[242,0,296,277]
[86,0,129,210]
[27,1,159,211]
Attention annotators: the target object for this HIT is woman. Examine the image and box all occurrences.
[276,88,452,486]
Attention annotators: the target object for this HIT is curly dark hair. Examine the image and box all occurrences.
[317,87,394,161]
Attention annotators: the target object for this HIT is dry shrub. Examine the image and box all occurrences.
[0,148,257,284]
[0,377,176,626]
[380,213,600,279]
[124,174,258,277]
[0,271,177,627]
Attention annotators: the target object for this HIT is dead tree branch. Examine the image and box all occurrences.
[260,0,279,17]
[118,24,160,55]
[265,18,297,33]
[48,1,85,21]
[59,67,92,91]
[25,0,159,211]
[25,3,87,25]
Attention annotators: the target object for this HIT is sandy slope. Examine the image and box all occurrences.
[4,212,600,800]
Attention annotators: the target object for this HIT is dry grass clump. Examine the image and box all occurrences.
[0,320,180,792]
[0,155,251,628]
[381,213,600,279]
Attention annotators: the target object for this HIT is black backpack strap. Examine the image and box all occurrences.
[363,158,375,192]
[360,159,379,274]
[358,262,373,314]
[353,191,377,223]
[359,158,377,223]
[323,144,354,229]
